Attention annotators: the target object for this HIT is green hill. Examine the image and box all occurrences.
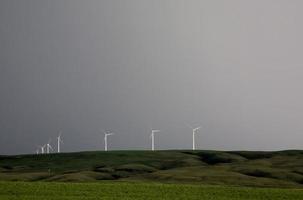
[1,150,303,188]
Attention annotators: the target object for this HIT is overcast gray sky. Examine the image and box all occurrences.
[1,0,303,155]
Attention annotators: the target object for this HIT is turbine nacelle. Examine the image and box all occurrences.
[152,130,160,133]
[47,144,53,150]
[150,130,160,138]
[193,127,201,133]
[104,131,114,139]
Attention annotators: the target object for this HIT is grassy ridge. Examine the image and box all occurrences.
[1,150,303,188]
[0,181,303,200]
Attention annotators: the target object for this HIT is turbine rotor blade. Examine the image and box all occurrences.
[185,123,193,129]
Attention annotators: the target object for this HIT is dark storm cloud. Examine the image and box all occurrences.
[1,0,303,154]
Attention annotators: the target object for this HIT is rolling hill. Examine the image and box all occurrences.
[1,150,303,188]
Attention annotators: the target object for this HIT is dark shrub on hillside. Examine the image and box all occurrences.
[115,164,156,173]
[94,167,114,173]
[112,171,131,179]
[230,151,274,160]
[293,170,303,176]
[1,165,13,170]
[197,152,244,165]
[242,169,272,178]
[277,150,303,156]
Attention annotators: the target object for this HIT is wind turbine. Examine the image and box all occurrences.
[187,125,201,150]
[57,132,63,153]
[46,140,53,154]
[104,131,114,151]
[39,145,46,154]
[150,130,160,151]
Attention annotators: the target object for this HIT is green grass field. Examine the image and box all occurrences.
[0,181,303,200]
[1,150,303,199]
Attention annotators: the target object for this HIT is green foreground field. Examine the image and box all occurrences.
[0,181,303,200]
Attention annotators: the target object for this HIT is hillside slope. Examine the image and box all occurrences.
[1,150,303,188]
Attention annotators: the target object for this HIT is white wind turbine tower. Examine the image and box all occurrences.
[46,140,53,154]
[188,125,201,150]
[150,130,160,151]
[57,132,63,153]
[104,131,114,151]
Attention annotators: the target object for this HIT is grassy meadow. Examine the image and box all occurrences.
[1,150,303,199]
[1,181,303,200]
